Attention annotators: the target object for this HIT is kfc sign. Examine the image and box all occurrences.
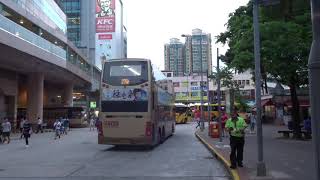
[96,17,115,32]
[96,0,115,33]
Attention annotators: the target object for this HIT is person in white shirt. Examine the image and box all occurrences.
[89,118,95,131]
[36,117,43,133]
[2,118,11,144]
[20,117,26,139]
[53,119,62,140]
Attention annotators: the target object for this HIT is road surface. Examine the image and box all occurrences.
[0,123,230,180]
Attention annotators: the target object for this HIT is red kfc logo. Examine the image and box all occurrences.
[96,17,115,32]
[97,18,113,25]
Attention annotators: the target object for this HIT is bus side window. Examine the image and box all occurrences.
[152,89,155,110]
[152,87,158,109]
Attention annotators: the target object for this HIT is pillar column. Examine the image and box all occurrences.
[63,83,73,106]
[27,73,44,124]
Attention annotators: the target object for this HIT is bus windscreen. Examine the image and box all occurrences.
[101,60,149,112]
[103,61,148,86]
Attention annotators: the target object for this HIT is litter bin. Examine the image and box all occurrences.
[210,122,220,138]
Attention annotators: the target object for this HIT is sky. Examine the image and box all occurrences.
[122,0,249,70]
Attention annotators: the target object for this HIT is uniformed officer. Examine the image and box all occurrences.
[225,110,248,169]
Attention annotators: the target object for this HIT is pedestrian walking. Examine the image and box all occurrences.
[1,118,11,144]
[194,109,201,129]
[221,112,228,137]
[250,110,257,133]
[225,110,248,169]
[53,119,62,140]
[36,117,43,133]
[89,118,95,131]
[63,117,69,135]
[22,119,32,148]
[20,117,26,139]
[60,117,65,135]
[0,121,3,144]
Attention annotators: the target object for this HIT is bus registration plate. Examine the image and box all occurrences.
[104,121,119,128]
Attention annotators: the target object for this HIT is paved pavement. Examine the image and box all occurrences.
[196,124,315,180]
[0,123,230,180]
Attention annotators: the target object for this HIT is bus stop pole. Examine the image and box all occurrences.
[253,0,266,176]
[207,70,211,125]
[308,0,320,179]
[199,35,205,131]
[217,48,222,143]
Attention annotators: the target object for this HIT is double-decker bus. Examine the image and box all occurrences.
[98,58,175,146]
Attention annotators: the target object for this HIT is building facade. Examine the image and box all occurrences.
[163,71,255,103]
[164,38,185,77]
[164,29,212,77]
[0,0,96,126]
[184,29,212,75]
[61,0,127,68]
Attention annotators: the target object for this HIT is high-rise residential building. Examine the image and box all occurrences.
[184,29,212,75]
[164,38,185,77]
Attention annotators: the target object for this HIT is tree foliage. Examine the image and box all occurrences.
[216,0,312,137]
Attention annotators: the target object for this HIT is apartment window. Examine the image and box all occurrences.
[191,82,198,86]
[242,80,246,85]
[167,73,172,77]
[200,81,207,86]
[246,80,250,85]
[191,92,199,97]
[173,82,180,87]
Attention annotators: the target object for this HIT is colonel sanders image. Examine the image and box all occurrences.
[96,0,115,17]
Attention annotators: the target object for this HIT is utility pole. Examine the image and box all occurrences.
[217,48,222,142]
[308,0,320,179]
[199,35,204,131]
[253,0,266,176]
[207,70,211,124]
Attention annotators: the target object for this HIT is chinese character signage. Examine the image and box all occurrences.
[102,88,148,101]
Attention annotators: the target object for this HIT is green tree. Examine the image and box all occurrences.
[216,0,311,137]
[210,66,240,113]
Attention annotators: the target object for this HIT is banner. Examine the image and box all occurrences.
[96,0,115,33]
[95,0,116,69]
[96,34,113,66]
[102,88,148,101]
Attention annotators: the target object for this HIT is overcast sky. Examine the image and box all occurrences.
[122,0,249,70]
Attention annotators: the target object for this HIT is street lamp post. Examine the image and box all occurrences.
[308,0,320,179]
[253,0,266,176]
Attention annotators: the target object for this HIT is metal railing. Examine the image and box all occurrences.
[0,14,66,60]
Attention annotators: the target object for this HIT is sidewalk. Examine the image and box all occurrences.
[195,124,315,180]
